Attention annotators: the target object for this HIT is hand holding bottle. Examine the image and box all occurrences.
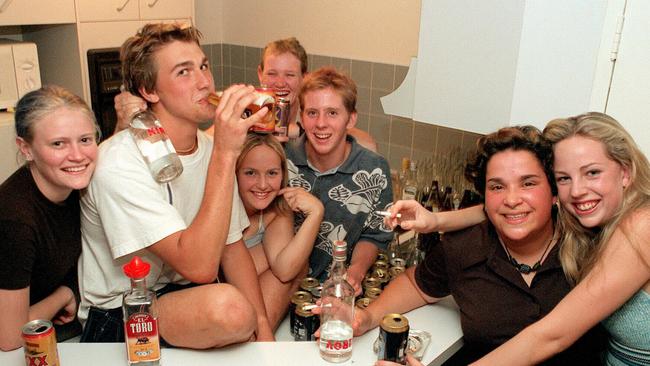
[211,84,270,157]
[114,90,148,133]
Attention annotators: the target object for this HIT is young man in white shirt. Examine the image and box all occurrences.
[79,23,275,348]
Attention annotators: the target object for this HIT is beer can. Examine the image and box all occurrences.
[22,319,60,366]
[371,267,391,285]
[365,286,383,300]
[376,251,389,263]
[273,97,290,137]
[363,277,381,290]
[373,260,390,271]
[377,313,409,363]
[389,257,407,268]
[300,277,321,297]
[294,303,320,342]
[290,290,313,337]
[355,297,372,309]
[246,87,276,133]
[389,266,406,280]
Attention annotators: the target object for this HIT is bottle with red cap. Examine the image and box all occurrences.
[122,256,161,365]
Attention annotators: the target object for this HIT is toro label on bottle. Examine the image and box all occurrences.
[125,313,160,362]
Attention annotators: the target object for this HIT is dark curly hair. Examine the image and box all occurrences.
[464,125,556,200]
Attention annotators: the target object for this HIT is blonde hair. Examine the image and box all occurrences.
[299,66,357,115]
[15,85,99,144]
[544,112,650,283]
[236,133,290,214]
[259,37,308,75]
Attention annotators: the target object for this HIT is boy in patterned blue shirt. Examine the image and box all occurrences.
[285,67,394,294]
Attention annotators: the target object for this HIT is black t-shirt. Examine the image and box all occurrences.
[415,220,605,365]
[0,166,81,304]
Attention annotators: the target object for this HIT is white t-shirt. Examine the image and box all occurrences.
[78,129,249,323]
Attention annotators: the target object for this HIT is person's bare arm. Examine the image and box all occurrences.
[348,127,378,152]
[386,200,485,233]
[262,187,323,282]
[221,240,275,341]
[346,241,380,296]
[0,286,75,351]
[147,85,267,283]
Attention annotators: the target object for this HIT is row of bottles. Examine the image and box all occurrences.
[395,156,481,212]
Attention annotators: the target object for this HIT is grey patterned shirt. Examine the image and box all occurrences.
[285,135,394,281]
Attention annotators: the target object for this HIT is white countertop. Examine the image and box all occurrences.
[1,297,462,366]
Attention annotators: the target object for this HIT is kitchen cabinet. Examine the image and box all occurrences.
[0,0,75,26]
[400,0,609,134]
[382,0,650,155]
[77,0,192,22]
[12,0,193,105]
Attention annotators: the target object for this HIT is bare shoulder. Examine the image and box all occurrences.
[349,128,378,153]
[619,206,650,240]
[617,205,650,260]
[263,207,289,228]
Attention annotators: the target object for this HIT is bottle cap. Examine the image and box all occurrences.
[333,240,347,256]
[123,256,151,279]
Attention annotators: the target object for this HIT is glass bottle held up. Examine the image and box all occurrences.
[123,256,161,366]
[319,240,356,363]
[129,110,183,183]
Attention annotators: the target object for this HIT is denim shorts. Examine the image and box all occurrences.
[80,282,199,344]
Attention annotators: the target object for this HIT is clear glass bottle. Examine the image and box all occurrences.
[401,160,418,201]
[123,256,160,366]
[319,240,355,363]
[129,110,183,183]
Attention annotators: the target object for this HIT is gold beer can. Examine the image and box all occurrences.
[376,251,389,263]
[373,260,390,271]
[300,277,321,298]
[365,286,383,300]
[389,257,407,268]
[363,277,381,290]
[356,297,372,309]
[389,266,406,280]
[22,319,60,366]
[290,291,313,336]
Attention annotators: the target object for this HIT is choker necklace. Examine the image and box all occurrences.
[502,238,553,274]
[175,138,197,155]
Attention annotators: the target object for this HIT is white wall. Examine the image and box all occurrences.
[194,0,223,44]
[195,0,421,66]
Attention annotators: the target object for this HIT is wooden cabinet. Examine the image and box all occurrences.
[0,0,75,26]
[77,0,192,22]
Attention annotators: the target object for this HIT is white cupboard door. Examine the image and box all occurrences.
[140,0,193,20]
[77,0,140,22]
[0,0,75,25]
[603,0,650,156]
